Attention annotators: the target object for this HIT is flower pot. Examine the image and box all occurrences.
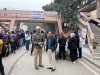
[93,46,96,49]
[66,57,70,61]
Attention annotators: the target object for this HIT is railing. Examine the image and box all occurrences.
[77,14,95,39]
[80,12,100,23]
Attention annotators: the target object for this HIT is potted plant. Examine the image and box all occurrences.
[92,40,99,49]
[65,50,70,61]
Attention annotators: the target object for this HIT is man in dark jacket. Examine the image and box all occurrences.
[58,32,66,60]
[68,33,77,63]
[46,31,57,72]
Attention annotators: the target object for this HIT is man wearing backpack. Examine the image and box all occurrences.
[10,31,16,54]
[0,39,5,75]
[2,31,10,56]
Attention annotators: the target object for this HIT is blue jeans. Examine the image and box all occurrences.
[20,38,23,47]
[26,40,29,50]
[31,44,34,54]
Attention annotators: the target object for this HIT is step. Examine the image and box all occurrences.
[92,52,100,57]
[93,49,100,53]
[94,56,100,60]
[97,47,100,50]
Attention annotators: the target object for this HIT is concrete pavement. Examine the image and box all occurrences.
[2,45,100,75]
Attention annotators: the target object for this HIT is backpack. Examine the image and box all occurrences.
[2,44,7,57]
[4,35,9,43]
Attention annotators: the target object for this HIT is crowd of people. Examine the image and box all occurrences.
[0,30,28,75]
[0,26,83,75]
[31,26,83,72]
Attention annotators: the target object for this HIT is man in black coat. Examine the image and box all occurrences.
[46,31,57,72]
[58,32,66,60]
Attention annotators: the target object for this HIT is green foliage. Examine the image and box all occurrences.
[42,0,94,28]
[23,22,55,31]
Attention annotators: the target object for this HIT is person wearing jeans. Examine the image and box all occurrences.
[31,44,34,55]
[25,31,31,50]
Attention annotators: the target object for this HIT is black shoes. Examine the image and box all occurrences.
[35,65,44,70]
[47,67,53,69]
[47,67,56,72]
[39,65,44,68]
[51,69,56,72]
[35,66,39,70]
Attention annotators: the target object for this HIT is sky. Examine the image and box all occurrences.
[0,0,54,11]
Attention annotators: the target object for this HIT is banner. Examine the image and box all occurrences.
[82,29,87,39]
[30,11,44,20]
[82,29,87,47]
[78,29,82,37]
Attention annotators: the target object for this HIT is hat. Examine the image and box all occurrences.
[70,33,75,37]
[36,26,41,30]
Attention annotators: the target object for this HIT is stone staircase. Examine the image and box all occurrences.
[90,23,100,59]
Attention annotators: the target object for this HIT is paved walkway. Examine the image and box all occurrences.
[2,45,100,75]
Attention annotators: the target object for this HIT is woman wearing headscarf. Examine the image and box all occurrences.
[68,33,77,63]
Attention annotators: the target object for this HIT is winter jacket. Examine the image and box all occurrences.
[68,37,77,50]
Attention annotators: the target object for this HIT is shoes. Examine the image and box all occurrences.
[64,60,66,61]
[35,66,39,70]
[39,65,44,68]
[78,57,82,58]
[51,69,56,72]
[73,61,75,64]
[30,54,33,56]
[47,67,53,69]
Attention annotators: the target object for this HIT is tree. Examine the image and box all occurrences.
[42,0,94,28]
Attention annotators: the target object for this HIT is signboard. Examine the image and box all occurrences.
[78,29,87,47]
[82,29,87,39]
[30,11,44,20]
[82,29,87,47]
[78,29,82,37]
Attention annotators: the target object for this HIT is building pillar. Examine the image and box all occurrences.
[55,23,58,33]
[58,18,63,33]
[10,19,15,32]
[16,22,20,31]
[97,0,100,18]
[0,22,9,31]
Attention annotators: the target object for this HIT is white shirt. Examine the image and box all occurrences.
[25,34,31,40]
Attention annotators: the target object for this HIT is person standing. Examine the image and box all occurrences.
[2,31,10,56]
[30,30,36,55]
[20,31,25,47]
[79,35,83,58]
[74,30,79,60]
[32,26,44,70]
[0,30,4,39]
[25,31,31,50]
[58,32,66,60]
[46,31,57,72]
[68,33,77,63]
[10,31,16,54]
[0,39,5,75]
[14,31,19,50]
